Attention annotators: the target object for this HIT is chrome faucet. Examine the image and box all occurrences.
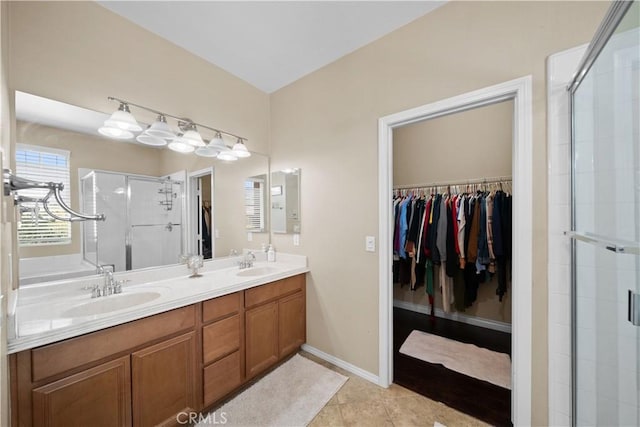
[238,251,256,270]
[91,265,125,298]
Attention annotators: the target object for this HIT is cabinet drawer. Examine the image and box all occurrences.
[245,274,304,308]
[202,292,241,324]
[32,305,195,382]
[203,351,241,407]
[202,314,240,365]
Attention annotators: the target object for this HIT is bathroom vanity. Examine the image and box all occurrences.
[8,255,308,426]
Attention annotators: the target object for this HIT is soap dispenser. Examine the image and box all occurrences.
[267,245,276,262]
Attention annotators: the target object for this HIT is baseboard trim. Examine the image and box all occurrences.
[393,300,512,334]
[301,344,381,386]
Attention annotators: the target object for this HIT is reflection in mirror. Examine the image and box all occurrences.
[271,169,300,234]
[245,174,268,233]
[14,91,270,286]
[80,169,185,273]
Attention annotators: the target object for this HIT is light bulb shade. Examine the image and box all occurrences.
[98,126,134,140]
[217,150,238,161]
[136,133,167,146]
[231,140,251,158]
[146,116,175,138]
[168,140,195,153]
[195,146,221,157]
[104,107,142,132]
[181,129,205,147]
[208,133,227,150]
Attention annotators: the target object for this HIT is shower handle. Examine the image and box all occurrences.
[628,290,640,326]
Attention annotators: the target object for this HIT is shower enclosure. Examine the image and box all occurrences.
[81,170,184,272]
[568,1,639,425]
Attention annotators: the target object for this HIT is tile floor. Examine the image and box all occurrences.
[301,351,490,427]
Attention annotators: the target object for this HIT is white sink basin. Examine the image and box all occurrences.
[236,266,279,277]
[62,292,162,317]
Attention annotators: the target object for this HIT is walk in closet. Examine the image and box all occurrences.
[391,100,513,426]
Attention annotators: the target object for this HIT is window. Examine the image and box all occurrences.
[244,178,265,232]
[15,144,71,246]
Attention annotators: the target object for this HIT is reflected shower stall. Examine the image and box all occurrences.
[81,170,184,272]
[568,1,639,425]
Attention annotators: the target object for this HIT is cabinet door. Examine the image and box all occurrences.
[32,356,131,427]
[279,291,306,357]
[132,332,197,427]
[245,301,278,379]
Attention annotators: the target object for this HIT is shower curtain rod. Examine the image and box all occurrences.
[393,175,512,191]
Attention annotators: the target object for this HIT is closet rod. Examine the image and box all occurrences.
[393,175,512,191]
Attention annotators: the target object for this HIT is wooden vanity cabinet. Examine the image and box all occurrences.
[245,274,306,379]
[10,306,197,427]
[10,274,306,426]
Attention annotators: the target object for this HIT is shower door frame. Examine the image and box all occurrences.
[566,1,636,424]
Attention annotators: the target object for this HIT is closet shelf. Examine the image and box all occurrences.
[564,231,640,255]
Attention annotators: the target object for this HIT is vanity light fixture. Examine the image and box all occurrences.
[98,102,143,139]
[100,97,250,159]
[178,122,205,147]
[195,131,227,157]
[231,138,251,158]
[168,135,196,154]
[145,115,175,139]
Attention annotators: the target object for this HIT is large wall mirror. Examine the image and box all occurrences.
[271,169,301,234]
[14,91,270,286]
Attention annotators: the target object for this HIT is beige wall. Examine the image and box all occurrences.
[393,100,512,185]
[393,100,513,324]
[7,1,269,157]
[269,2,608,425]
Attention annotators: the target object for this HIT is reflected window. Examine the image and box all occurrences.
[245,177,265,232]
[15,144,71,246]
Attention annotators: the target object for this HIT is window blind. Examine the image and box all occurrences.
[15,144,71,246]
[244,179,265,232]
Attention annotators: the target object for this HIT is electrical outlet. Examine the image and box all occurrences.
[247,232,253,242]
[293,233,300,246]
[366,236,375,252]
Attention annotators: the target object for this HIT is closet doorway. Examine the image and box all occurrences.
[378,77,533,426]
[188,168,214,260]
[391,100,513,426]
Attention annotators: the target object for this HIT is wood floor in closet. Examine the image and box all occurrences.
[393,307,512,427]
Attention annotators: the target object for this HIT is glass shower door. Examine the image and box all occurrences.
[571,1,639,425]
[128,177,183,270]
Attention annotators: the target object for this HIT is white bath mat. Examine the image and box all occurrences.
[400,330,511,389]
[199,354,348,426]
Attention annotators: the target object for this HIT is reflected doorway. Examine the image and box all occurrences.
[189,168,214,259]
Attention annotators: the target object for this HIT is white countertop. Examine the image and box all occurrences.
[8,252,308,354]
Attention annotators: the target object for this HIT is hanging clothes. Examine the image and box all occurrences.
[391,181,512,311]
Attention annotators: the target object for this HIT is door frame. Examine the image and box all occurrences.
[377,76,533,425]
[188,167,214,257]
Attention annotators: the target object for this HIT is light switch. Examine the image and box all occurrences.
[214,229,220,239]
[366,236,376,252]
[293,233,300,246]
